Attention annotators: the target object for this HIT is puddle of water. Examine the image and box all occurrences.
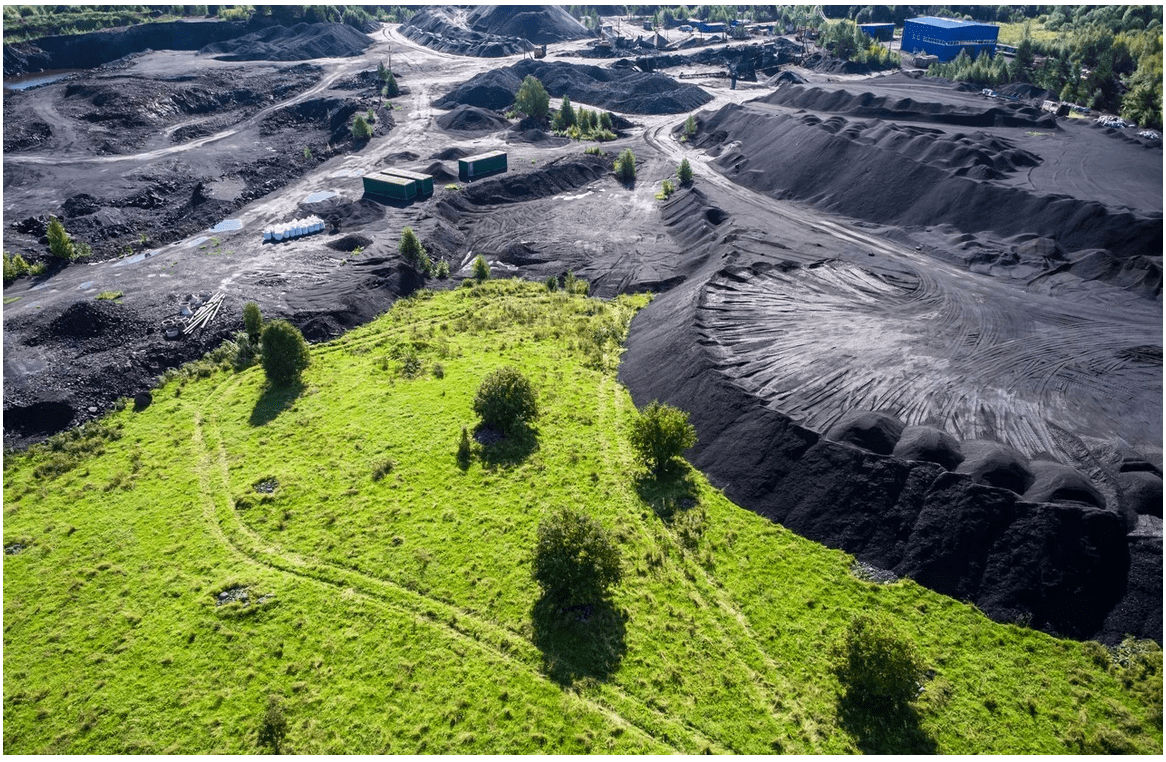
[304,190,338,203]
[329,169,360,178]
[30,281,52,291]
[111,249,161,268]
[78,281,95,290]
[210,219,242,232]
[187,236,209,248]
[552,190,595,202]
[3,69,82,91]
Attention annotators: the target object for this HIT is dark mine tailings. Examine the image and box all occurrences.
[620,276,1160,645]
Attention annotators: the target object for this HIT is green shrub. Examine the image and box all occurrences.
[47,216,87,261]
[3,251,32,284]
[629,400,697,478]
[615,148,636,183]
[684,113,697,137]
[677,158,694,185]
[471,255,490,283]
[243,302,263,344]
[303,146,312,160]
[545,274,559,291]
[96,290,122,301]
[257,694,288,753]
[655,179,675,200]
[583,145,604,156]
[434,259,450,279]
[831,613,925,708]
[260,320,311,387]
[398,227,432,275]
[351,114,372,140]
[599,111,613,131]
[514,74,550,119]
[532,507,622,607]
[473,365,538,433]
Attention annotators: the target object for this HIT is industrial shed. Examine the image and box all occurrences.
[381,168,434,197]
[901,17,998,62]
[858,23,895,42]
[459,150,508,180]
[363,172,417,202]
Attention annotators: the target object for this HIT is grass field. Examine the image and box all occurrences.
[4,281,1161,754]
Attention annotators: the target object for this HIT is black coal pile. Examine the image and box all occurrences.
[464,5,589,44]
[436,104,512,133]
[401,6,527,58]
[692,95,1162,262]
[434,59,712,115]
[31,300,148,347]
[619,272,1160,644]
[635,38,804,80]
[402,5,589,57]
[198,22,373,62]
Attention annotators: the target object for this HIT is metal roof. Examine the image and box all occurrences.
[907,16,996,30]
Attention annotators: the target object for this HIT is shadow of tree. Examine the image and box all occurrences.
[634,468,701,522]
[476,423,538,469]
[249,380,305,427]
[530,594,627,688]
[837,694,938,755]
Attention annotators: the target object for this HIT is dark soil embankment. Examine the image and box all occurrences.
[436,104,512,134]
[618,267,1158,644]
[401,5,588,57]
[693,92,1162,264]
[634,38,804,80]
[435,59,712,115]
[3,18,258,76]
[198,22,374,62]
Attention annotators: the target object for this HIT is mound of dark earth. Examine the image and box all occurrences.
[435,104,511,133]
[198,22,373,62]
[435,59,712,115]
[402,5,588,57]
[3,18,256,76]
[634,38,804,80]
[619,265,1160,643]
[691,83,1162,266]
[464,5,589,44]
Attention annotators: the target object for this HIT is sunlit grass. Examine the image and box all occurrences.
[4,281,1160,754]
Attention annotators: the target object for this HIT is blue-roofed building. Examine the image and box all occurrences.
[901,16,998,62]
[858,23,895,42]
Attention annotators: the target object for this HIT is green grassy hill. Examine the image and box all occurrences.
[4,281,1161,754]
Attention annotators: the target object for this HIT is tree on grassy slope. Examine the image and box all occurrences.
[261,319,310,386]
[832,613,925,709]
[532,506,622,607]
[473,365,538,433]
[629,400,697,479]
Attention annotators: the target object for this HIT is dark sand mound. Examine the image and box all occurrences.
[1031,249,1163,300]
[435,105,511,134]
[1024,460,1106,508]
[694,97,1162,264]
[893,425,965,470]
[422,161,458,184]
[435,59,712,115]
[761,82,1057,129]
[954,440,1035,495]
[1120,471,1163,518]
[466,5,589,44]
[824,410,905,455]
[442,154,612,207]
[199,22,373,62]
[636,39,804,80]
[403,5,588,57]
[619,273,1139,641]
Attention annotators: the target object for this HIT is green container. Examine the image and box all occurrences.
[459,150,507,179]
[363,173,417,201]
[382,168,434,197]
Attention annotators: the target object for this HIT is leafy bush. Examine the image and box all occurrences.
[514,74,550,119]
[398,227,432,274]
[629,400,697,478]
[96,290,122,301]
[350,114,372,140]
[4,251,34,285]
[677,158,694,185]
[47,216,88,261]
[831,613,925,708]
[615,148,636,183]
[583,145,604,156]
[552,94,576,131]
[243,302,263,344]
[258,694,288,753]
[655,179,676,200]
[684,113,697,137]
[472,255,490,283]
[434,259,450,279]
[260,320,311,387]
[545,274,559,291]
[473,366,538,433]
[532,507,622,607]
